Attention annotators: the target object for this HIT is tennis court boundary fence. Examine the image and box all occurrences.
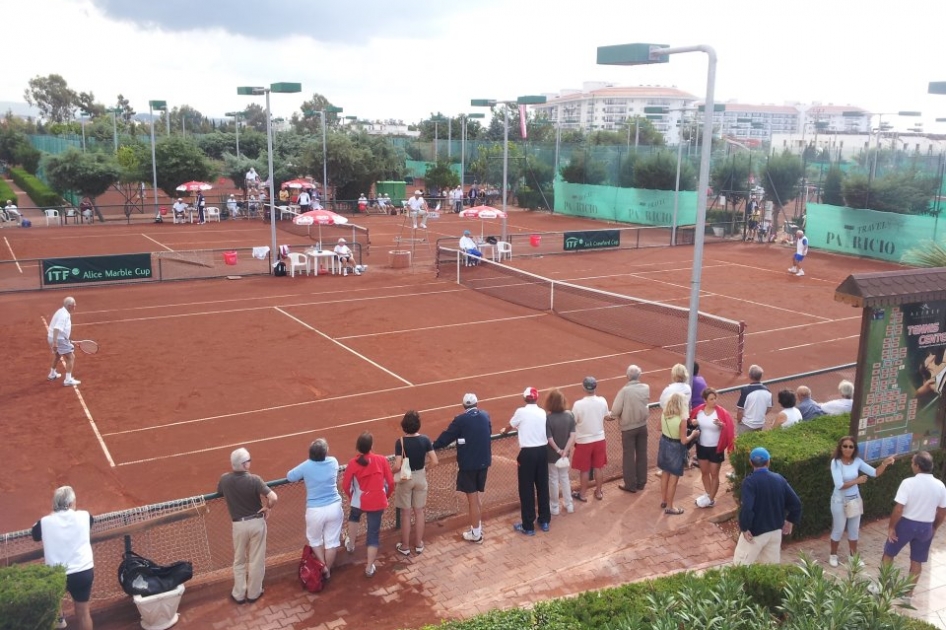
[439,246,746,374]
[0,364,853,606]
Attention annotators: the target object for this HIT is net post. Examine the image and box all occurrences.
[456,250,460,285]
[736,321,747,374]
[549,280,554,311]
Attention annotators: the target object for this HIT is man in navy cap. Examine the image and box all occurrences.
[733,447,802,565]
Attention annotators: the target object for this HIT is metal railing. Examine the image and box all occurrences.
[0,365,854,605]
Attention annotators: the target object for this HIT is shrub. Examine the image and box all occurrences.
[13,143,41,174]
[0,179,17,206]
[10,167,61,207]
[0,564,67,630]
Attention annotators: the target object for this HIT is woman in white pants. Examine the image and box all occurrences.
[544,388,576,515]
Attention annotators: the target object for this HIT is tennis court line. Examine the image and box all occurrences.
[777,334,860,352]
[104,346,654,438]
[274,306,414,386]
[336,312,547,340]
[3,236,22,273]
[40,316,115,467]
[141,234,173,251]
[746,316,860,336]
[704,258,837,284]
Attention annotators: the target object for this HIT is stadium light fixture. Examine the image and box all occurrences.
[303,105,343,208]
[599,42,717,379]
[148,100,167,219]
[239,82,302,268]
[225,111,243,158]
[472,95,547,239]
[930,82,946,95]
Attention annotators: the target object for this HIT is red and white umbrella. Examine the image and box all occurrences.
[293,208,349,245]
[281,178,313,190]
[176,181,213,192]
[459,205,507,239]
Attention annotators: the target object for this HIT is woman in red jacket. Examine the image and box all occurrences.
[689,387,735,509]
[342,432,394,577]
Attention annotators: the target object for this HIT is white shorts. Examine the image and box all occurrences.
[50,337,74,355]
[305,502,344,549]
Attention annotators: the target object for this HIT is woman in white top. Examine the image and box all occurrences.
[659,363,692,410]
[828,436,895,567]
[773,389,803,429]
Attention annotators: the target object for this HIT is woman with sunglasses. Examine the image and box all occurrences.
[829,436,895,567]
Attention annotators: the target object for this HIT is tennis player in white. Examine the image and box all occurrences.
[48,296,80,386]
[789,230,809,277]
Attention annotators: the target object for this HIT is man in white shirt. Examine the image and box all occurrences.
[47,296,80,386]
[458,230,483,264]
[407,190,428,229]
[227,194,240,218]
[333,238,357,275]
[502,387,552,535]
[172,198,188,224]
[736,364,772,434]
[297,189,312,212]
[357,193,368,212]
[452,186,464,213]
[571,376,609,502]
[880,451,946,601]
[789,229,809,276]
[4,199,22,223]
[819,380,854,415]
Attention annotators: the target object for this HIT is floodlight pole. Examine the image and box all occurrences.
[264,89,277,261]
[502,105,509,240]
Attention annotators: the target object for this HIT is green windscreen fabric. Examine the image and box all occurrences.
[806,203,941,263]
[553,180,698,226]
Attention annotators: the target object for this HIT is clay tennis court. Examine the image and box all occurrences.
[0,210,902,532]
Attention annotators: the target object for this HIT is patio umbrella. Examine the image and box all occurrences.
[292,208,349,246]
[459,205,507,239]
[281,179,313,190]
[176,181,213,192]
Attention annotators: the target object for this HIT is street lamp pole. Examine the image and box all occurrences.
[109,107,121,153]
[148,100,166,220]
[598,42,717,378]
[225,112,242,159]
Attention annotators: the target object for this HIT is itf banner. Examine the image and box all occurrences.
[553,180,698,226]
[42,253,153,286]
[806,203,940,263]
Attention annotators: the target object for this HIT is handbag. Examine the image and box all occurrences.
[844,497,864,518]
[555,456,570,469]
[399,437,412,481]
[117,548,193,596]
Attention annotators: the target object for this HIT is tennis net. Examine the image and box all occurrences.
[441,247,745,373]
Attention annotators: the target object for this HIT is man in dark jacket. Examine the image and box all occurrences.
[733,447,802,565]
[433,393,492,543]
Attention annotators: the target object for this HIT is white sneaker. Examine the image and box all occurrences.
[565,504,574,514]
[462,529,484,544]
[796,269,805,276]
[829,554,839,567]
[788,267,797,274]
[696,494,715,508]
[63,378,81,387]
[55,616,67,629]
[344,533,354,553]
[47,371,61,381]
[420,224,427,229]
[855,559,866,569]
[867,582,880,596]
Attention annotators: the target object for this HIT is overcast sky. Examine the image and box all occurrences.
[4,0,945,131]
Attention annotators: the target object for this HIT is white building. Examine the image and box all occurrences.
[364,121,419,138]
[771,131,946,160]
[533,82,698,144]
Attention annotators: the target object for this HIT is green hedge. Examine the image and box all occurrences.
[728,414,946,539]
[10,166,61,208]
[0,179,17,207]
[0,564,66,630]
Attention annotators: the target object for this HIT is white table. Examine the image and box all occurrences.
[304,249,338,276]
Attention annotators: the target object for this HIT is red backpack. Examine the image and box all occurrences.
[298,544,326,593]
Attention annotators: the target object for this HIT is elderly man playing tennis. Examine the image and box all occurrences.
[48,296,81,387]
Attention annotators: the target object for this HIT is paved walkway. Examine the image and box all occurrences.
[89,470,945,630]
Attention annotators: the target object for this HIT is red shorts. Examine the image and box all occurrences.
[572,440,607,472]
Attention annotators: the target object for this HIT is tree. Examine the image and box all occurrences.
[116,94,136,122]
[243,103,268,133]
[75,91,105,118]
[822,167,844,206]
[294,94,342,134]
[23,74,77,123]
[296,131,404,200]
[710,152,756,206]
[425,160,459,192]
[140,135,214,198]
[14,143,41,174]
[560,150,607,185]
[222,152,265,191]
[762,150,805,233]
[44,148,120,201]
[842,172,937,214]
[197,132,239,160]
[0,127,28,164]
[632,152,696,191]
[621,116,665,147]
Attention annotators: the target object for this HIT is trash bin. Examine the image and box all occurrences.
[223,251,238,265]
[529,234,542,248]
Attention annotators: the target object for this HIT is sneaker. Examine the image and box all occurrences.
[48,371,61,381]
[462,529,484,544]
[565,504,575,514]
[55,617,67,629]
[796,269,805,277]
[539,522,550,533]
[788,267,797,273]
[344,533,355,553]
[829,554,839,567]
[695,493,709,505]
[365,563,376,578]
[550,508,560,516]
[63,378,81,387]
[696,495,715,508]
[513,523,535,536]
[395,543,411,556]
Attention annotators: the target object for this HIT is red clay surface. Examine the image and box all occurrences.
[0,208,903,532]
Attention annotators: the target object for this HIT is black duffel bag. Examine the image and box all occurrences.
[118,549,193,597]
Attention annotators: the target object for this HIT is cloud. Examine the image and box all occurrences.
[87,0,494,42]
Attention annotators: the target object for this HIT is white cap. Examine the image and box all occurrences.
[462,393,478,407]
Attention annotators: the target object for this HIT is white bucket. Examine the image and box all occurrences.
[132,584,185,630]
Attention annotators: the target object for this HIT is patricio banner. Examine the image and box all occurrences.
[554,181,698,226]
[806,203,941,263]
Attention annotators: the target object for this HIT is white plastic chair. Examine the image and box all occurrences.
[44,209,60,226]
[496,240,513,261]
[205,207,220,222]
[286,252,309,277]
[278,205,294,220]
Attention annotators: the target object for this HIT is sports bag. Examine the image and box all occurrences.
[273,261,287,277]
[399,437,412,481]
[117,548,193,596]
[298,544,326,593]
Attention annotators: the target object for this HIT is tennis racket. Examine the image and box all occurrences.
[73,340,99,355]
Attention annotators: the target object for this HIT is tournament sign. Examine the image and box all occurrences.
[854,300,946,460]
[42,254,153,286]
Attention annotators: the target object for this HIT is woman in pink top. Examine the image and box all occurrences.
[342,432,394,577]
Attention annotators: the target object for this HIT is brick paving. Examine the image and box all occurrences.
[87,468,946,630]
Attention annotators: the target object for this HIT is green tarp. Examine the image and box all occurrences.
[806,203,940,263]
[553,180,698,226]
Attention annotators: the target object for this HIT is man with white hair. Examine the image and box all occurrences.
[4,199,22,223]
[736,364,772,434]
[795,386,825,420]
[788,229,809,276]
[819,380,855,415]
[217,448,278,605]
[407,189,429,230]
[608,365,651,492]
[48,296,80,386]
[333,238,357,275]
[171,197,188,224]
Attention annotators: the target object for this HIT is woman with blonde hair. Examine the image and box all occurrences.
[544,388,577,515]
[658,393,700,514]
[659,363,692,410]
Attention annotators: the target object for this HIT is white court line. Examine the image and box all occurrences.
[705,258,837,284]
[4,236,22,273]
[104,346,652,438]
[746,316,860,336]
[274,306,413,386]
[141,233,173,251]
[114,362,671,466]
[336,312,546,340]
[40,316,115,467]
[777,334,860,352]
